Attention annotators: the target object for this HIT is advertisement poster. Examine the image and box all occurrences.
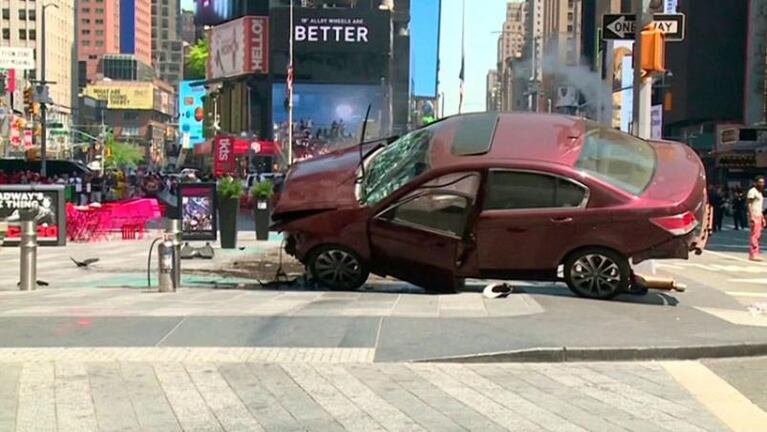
[83,83,154,110]
[0,186,66,246]
[213,135,236,176]
[178,81,206,147]
[178,183,217,242]
[651,105,663,139]
[207,16,269,80]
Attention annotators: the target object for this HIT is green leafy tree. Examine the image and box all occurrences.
[105,134,144,169]
[185,37,208,80]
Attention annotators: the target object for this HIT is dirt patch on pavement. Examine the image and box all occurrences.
[221,247,306,281]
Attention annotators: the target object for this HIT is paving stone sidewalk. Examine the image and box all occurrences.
[0,358,732,432]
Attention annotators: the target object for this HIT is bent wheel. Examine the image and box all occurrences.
[564,248,629,300]
[308,245,370,291]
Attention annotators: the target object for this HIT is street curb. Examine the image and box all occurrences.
[415,343,767,363]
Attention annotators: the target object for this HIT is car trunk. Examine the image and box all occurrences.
[642,140,707,221]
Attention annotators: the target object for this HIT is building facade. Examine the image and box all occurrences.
[120,0,152,67]
[77,0,120,82]
[98,54,156,81]
[496,1,527,112]
[179,10,200,44]
[152,0,184,86]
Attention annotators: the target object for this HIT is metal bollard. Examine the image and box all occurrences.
[19,220,37,291]
[157,236,174,292]
[164,219,182,291]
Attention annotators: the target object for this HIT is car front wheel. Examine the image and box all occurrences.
[563,248,629,300]
[308,245,370,291]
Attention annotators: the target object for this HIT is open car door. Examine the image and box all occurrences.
[368,173,480,292]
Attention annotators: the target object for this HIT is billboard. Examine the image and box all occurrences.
[0,47,35,70]
[410,0,441,97]
[0,186,66,247]
[272,83,383,160]
[84,83,154,110]
[272,8,391,54]
[207,16,269,80]
[178,81,206,147]
[178,183,217,242]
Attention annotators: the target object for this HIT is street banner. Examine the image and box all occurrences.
[0,185,66,247]
[178,183,218,242]
[213,135,235,177]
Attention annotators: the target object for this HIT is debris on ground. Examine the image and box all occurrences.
[633,274,687,292]
[747,303,767,316]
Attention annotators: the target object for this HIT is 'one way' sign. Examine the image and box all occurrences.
[602,13,685,42]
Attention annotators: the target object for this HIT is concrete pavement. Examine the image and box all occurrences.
[4,357,762,432]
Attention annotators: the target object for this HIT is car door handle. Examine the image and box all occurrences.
[550,217,573,224]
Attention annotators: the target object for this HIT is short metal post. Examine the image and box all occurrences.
[157,238,174,293]
[19,220,37,291]
[164,219,182,291]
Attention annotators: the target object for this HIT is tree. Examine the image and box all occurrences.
[104,134,144,169]
[185,37,208,80]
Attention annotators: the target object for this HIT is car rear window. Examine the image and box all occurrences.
[575,125,656,195]
[450,113,499,156]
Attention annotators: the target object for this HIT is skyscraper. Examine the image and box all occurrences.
[77,0,120,83]
[120,0,152,67]
[152,0,184,86]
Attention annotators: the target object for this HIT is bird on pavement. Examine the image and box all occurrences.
[70,257,100,268]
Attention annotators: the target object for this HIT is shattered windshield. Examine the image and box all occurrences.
[362,128,434,206]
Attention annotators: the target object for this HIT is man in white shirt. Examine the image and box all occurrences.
[747,175,765,261]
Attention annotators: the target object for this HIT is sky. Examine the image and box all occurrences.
[178,0,508,115]
[438,0,509,115]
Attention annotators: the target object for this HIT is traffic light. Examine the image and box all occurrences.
[640,26,665,73]
[23,86,33,114]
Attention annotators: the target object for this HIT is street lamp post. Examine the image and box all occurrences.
[286,0,294,166]
[39,2,59,178]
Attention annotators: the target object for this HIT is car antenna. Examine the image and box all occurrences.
[358,104,372,182]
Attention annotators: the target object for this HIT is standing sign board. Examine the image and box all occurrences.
[602,14,685,41]
[178,183,218,242]
[0,185,66,246]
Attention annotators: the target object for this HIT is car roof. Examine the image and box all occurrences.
[430,113,586,169]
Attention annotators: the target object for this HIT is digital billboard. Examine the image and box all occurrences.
[271,83,384,161]
[178,81,206,147]
[0,185,66,247]
[207,16,269,80]
[410,0,441,97]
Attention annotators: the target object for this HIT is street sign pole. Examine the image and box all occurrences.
[632,0,653,139]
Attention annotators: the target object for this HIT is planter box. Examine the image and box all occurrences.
[218,196,239,249]
[254,199,271,241]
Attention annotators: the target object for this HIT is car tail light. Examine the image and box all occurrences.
[651,211,698,236]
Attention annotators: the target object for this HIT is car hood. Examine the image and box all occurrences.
[273,146,369,215]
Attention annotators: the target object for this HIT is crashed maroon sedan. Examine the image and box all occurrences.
[272,113,708,299]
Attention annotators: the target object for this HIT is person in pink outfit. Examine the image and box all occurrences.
[747,175,765,261]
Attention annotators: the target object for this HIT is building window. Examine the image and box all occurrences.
[2,9,9,20]
[28,10,36,21]
[95,29,103,36]
[82,40,90,46]
[82,18,90,24]
[95,18,103,24]
[28,30,36,40]
[95,40,104,47]
[2,29,8,40]
[89,54,98,59]
[82,7,90,13]
[82,29,90,35]
[95,8,104,14]
[19,9,26,20]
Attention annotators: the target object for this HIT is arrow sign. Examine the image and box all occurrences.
[602,13,685,42]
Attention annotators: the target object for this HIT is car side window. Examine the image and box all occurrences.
[386,193,471,237]
[484,171,587,210]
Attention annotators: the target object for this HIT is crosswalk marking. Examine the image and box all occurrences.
[663,361,767,432]
[725,291,767,298]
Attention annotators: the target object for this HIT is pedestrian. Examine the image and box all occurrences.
[710,185,725,232]
[732,187,747,230]
[747,175,765,261]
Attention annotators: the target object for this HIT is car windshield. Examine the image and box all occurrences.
[575,125,657,195]
[361,127,433,205]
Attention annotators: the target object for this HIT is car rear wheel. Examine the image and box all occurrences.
[308,245,370,291]
[564,248,629,300]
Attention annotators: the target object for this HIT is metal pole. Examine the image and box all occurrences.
[19,220,37,291]
[165,218,182,291]
[40,4,48,177]
[287,0,294,166]
[631,0,650,137]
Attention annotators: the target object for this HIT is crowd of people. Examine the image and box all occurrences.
[0,168,213,206]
